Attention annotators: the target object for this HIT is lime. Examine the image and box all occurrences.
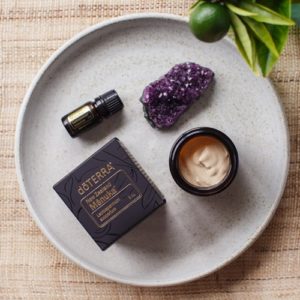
[189,2,231,43]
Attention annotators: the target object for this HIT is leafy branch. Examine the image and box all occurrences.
[189,0,296,76]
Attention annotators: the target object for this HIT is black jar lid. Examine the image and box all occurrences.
[169,127,239,196]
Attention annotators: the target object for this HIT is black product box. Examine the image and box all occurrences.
[53,138,166,250]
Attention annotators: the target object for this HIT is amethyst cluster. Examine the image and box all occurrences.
[140,62,214,128]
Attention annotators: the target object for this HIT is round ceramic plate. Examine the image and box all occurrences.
[15,14,289,286]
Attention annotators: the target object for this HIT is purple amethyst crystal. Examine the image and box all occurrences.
[141,62,214,128]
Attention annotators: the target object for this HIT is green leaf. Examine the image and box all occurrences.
[230,12,253,66]
[242,17,279,57]
[226,3,257,16]
[240,1,295,25]
[249,34,260,75]
[189,0,204,11]
[234,32,252,67]
[256,0,291,76]
[292,4,300,25]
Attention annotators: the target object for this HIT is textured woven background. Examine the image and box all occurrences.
[1,0,299,299]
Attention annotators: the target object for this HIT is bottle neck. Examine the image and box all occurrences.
[94,96,110,118]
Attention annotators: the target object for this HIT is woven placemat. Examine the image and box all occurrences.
[1,1,299,299]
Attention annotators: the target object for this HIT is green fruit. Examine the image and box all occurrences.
[189,3,231,43]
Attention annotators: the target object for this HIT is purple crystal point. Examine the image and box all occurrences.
[141,62,214,128]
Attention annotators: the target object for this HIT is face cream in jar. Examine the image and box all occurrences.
[169,128,238,196]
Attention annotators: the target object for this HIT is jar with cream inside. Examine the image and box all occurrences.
[169,127,238,196]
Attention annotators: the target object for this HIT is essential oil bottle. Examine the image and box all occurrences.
[62,90,124,137]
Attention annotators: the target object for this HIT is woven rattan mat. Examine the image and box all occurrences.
[1,1,299,299]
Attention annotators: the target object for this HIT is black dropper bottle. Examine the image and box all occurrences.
[62,90,124,137]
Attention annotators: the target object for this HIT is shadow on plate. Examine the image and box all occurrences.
[117,166,255,263]
[79,110,125,144]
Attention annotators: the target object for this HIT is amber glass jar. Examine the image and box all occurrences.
[169,127,238,196]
